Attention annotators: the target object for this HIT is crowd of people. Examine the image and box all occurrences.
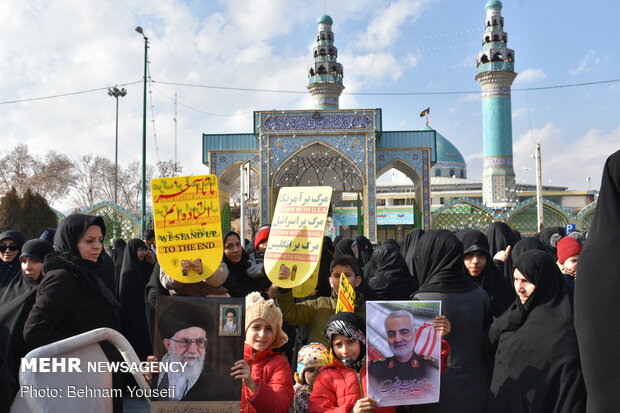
[0,149,618,413]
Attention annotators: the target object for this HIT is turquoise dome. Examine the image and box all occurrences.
[317,15,333,25]
[424,125,466,164]
[485,0,502,9]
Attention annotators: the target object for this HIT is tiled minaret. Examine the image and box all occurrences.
[475,0,517,208]
[307,15,344,109]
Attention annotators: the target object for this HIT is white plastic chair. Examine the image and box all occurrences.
[11,328,150,413]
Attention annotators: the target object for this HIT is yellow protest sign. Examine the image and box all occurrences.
[292,255,321,298]
[265,186,333,288]
[151,175,223,283]
[335,273,356,313]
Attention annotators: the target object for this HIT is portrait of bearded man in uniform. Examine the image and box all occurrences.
[367,304,442,407]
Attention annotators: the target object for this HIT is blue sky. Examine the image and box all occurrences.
[1,0,618,210]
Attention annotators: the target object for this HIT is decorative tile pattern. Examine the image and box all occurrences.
[210,151,260,176]
[262,113,373,131]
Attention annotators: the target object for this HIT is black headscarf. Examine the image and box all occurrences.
[487,250,586,412]
[222,231,253,297]
[53,215,106,258]
[537,226,564,261]
[354,235,373,269]
[0,230,26,297]
[456,230,514,317]
[364,243,417,300]
[413,229,477,294]
[48,214,119,314]
[316,237,334,297]
[511,237,548,262]
[400,228,425,278]
[118,239,152,360]
[324,312,366,372]
[0,239,53,305]
[486,222,518,285]
[334,238,354,258]
[0,238,54,406]
[575,149,620,411]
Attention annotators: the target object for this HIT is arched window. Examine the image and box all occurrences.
[449,169,455,177]
[435,169,442,177]
[313,50,318,58]
[460,170,464,178]
[309,68,315,76]
[492,53,503,62]
[480,54,490,64]
[318,65,327,74]
[503,35,507,42]
[507,54,514,62]
[493,34,499,41]
[320,33,325,40]
[319,48,326,56]
[485,36,490,43]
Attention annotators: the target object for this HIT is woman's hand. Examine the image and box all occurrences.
[351,397,377,413]
[433,315,451,338]
[493,245,512,263]
[230,360,257,393]
[267,283,278,299]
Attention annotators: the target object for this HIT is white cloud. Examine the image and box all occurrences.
[513,122,620,190]
[569,50,601,76]
[514,68,547,84]
[355,0,429,52]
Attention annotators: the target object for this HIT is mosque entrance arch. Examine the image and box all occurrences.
[375,159,424,241]
[271,141,365,238]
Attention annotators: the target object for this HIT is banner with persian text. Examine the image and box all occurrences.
[151,175,223,283]
[265,186,333,288]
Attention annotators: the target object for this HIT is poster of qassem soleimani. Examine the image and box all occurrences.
[366,301,442,407]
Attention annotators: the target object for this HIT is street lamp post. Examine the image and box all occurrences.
[135,26,149,234]
[107,86,127,206]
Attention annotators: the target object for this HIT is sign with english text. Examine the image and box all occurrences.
[151,175,223,283]
[265,186,333,288]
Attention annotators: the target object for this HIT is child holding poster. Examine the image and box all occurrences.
[276,255,366,347]
[230,292,293,413]
[308,312,396,413]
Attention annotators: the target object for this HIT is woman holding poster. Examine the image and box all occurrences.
[411,230,491,413]
[486,250,586,413]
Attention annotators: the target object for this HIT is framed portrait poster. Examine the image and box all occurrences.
[366,301,442,407]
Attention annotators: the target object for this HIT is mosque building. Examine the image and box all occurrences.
[203,1,594,241]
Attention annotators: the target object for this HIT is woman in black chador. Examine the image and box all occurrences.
[118,238,154,361]
[456,230,514,318]
[487,250,586,413]
[575,149,620,412]
[412,230,491,413]
[0,230,25,297]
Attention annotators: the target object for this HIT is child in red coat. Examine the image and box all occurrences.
[309,312,396,413]
[231,292,293,413]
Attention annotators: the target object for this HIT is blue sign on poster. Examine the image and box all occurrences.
[565,223,576,234]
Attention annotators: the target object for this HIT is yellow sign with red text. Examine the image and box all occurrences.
[265,186,333,288]
[335,273,356,313]
[150,175,223,283]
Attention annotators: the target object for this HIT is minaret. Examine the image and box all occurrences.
[475,0,517,208]
[307,15,344,109]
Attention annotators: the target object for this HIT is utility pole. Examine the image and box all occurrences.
[107,86,127,206]
[535,143,544,232]
[135,26,149,234]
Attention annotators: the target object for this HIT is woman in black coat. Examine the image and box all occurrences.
[487,250,586,413]
[24,214,120,348]
[23,214,122,411]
